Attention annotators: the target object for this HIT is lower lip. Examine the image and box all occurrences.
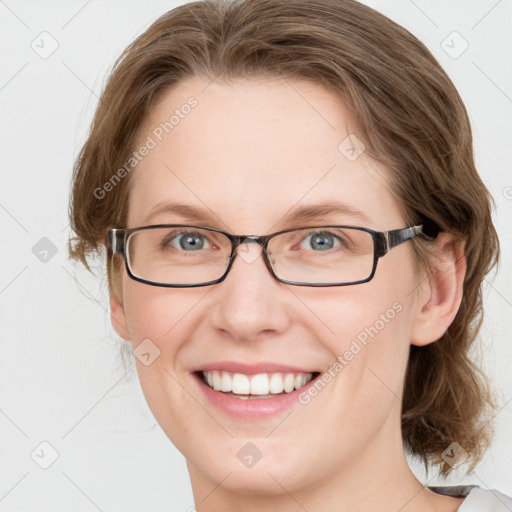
[192,373,318,419]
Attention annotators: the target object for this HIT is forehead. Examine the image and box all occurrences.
[127,75,404,232]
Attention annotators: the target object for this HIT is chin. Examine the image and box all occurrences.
[187,439,316,496]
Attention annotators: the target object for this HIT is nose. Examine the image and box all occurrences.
[209,242,291,342]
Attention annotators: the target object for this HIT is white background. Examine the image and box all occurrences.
[0,1,511,510]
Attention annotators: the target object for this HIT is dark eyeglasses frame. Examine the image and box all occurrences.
[107,220,440,288]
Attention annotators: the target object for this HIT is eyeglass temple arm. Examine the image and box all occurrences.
[376,220,440,257]
[107,229,126,257]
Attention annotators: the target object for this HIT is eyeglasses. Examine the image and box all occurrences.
[107,221,439,288]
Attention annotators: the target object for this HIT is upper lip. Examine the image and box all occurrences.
[191,361,320,375]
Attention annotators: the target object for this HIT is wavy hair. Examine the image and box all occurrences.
[69,0,499,476]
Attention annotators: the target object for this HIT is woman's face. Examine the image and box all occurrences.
[112,76,426,495]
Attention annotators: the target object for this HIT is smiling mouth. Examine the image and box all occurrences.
[198,370,320,399]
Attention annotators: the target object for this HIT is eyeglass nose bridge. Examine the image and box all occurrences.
[231,235,268,265]
[225,234,281,279]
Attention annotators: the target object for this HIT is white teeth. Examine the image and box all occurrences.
[221,371,232,392]
[283,373,295,393]
[269,373,284,394]
[250,373,270,395]
[232,373,251,394]
[201,370,314,396]
[212,370,221,391]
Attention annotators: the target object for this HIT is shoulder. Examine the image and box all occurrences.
[429,485,512,511]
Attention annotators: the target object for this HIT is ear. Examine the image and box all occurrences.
[109,278,131,342]
[410,233,466,346]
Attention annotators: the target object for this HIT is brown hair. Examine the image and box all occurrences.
[68,0,499,476]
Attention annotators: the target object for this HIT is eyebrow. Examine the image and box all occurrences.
[143,200,371,229]
[279,202,370,225]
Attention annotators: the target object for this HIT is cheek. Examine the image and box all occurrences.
[334,257,416,408]
[290,269,411,362]
[122,277,204,342]
[121,282,216,449]
[120,281,200,414]
[335,297,410,400]
[291,255,415,419]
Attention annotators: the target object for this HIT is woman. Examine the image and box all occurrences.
[68,0,510,510]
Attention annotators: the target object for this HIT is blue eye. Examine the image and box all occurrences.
[167,232,211,251]
[300,231,342,251]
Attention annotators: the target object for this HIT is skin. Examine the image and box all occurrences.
[110,75,467,512]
